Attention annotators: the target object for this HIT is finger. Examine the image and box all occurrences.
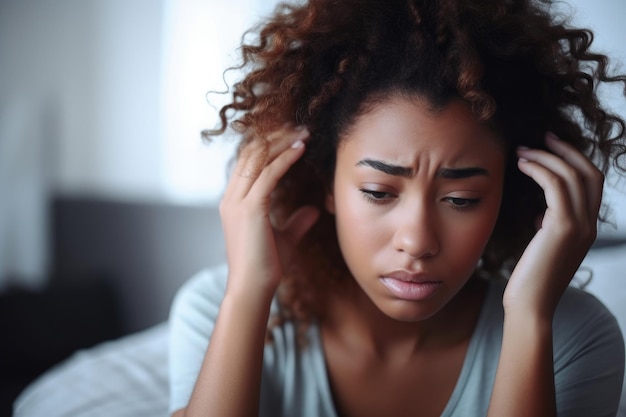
[517,158,578,232]
[265,124,310,162]
[226,125,309,200]
[516,147,588,222]
[223,139,269,202]
[275,205,320,271]
[246,139,307,202]
[280,205,321,246]
[544,132,604,222]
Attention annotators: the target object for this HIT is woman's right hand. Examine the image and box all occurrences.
[219,124,320,299]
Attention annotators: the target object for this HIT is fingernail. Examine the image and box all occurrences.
[291,140,304,149]
[295,127,310,141]
[295,125,307,132]
[518,157,529,163]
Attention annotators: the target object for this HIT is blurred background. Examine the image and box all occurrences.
[0,0,275,413]
[0,0,625,415]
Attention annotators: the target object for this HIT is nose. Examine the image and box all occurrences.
[392,202,440,259]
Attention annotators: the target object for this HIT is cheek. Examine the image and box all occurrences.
[451,220,492,257]
[335,192,377,243]
[446,200,502,263]
[333,188,388,265]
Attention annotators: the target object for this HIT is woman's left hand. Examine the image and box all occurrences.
[503,132,604,318]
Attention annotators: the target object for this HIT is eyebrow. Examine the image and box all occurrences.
[356,158,489,179]
[437,167,489,179]
[356,159,414,177]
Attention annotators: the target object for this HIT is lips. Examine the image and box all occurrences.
[384,270,436,283]
[380,270,443,301]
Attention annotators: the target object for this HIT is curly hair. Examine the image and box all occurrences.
[203,0,626,339]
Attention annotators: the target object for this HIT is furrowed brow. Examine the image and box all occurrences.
[437,167,489,179]
[356,159,414,177]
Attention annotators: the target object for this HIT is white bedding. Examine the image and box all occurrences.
[12,245,626,417]
[13,322,169,417]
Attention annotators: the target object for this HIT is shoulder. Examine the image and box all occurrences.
[551,285,625,373]
[480,280,624,369]
[484,279,622,340]
[552,286,624,415]
[553,285,623,351]
[172,264,229,305]
[168,265,228,413]
[481,280,624,415]
[169,264,229,326]
[168,264,229,383]
[485,281,624,354]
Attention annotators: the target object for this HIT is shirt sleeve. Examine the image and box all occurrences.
[552,287,625,417]
[167,265,228,414]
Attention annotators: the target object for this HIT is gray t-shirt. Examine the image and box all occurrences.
[168,264,624,416]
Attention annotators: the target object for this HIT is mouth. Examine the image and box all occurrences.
[380,270,443,301]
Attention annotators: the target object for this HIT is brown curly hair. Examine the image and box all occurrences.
[203,0,626,337]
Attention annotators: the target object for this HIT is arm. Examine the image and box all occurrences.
[487,133,604,417]
[180,285,276,416]
[173,125,318,417]
[489,309,556,416]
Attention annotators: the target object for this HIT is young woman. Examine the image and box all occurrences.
[168,0,626,415]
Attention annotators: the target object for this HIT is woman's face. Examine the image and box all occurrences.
[328,95,506,322]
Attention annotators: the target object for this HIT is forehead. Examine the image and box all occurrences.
[337,96,505,168]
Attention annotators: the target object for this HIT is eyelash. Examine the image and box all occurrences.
[359,189,480,210]
[360,189,392,204]
[444,197,481,210]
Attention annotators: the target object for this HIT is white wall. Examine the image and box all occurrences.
[0,0,167,286]
[159,0,280,203]
[0,0,165,202]
[0,0,280,204]
[0,0,624,288]
[563,0,626,237]
[1,0,623,205]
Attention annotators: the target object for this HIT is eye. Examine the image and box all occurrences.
[360,189,393,204]
[445,197,480,209]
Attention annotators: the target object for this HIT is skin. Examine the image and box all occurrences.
[328,96,505,325]
[173,93,603,417]
[488,131,603,416]
[321,96,506,416]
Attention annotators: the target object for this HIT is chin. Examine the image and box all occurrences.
[376,298,446,323]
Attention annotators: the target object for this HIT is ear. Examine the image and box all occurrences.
[325,190,336,214]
